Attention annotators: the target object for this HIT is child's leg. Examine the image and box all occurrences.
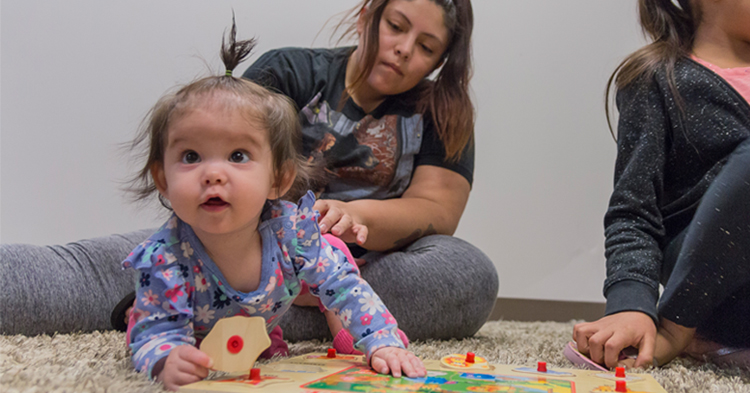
[659,138,750,348]
[278,235,497,342]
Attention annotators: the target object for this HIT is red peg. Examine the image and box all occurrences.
[615,366,626,378]
[537,361,547,372]
[616,379,627,392]
[466,352,475,363]
[226,335,243,354]
[249,368,261,380]
[327,348,337,358]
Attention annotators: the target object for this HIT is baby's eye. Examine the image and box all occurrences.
[229,150,250,163]
[181,151,200,164]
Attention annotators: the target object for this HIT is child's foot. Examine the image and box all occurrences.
[683,336,750,368]
[260,325,289,359]
[111,291,136,331]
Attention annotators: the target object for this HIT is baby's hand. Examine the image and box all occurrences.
[157,345,214,391]
[370,347,426,378]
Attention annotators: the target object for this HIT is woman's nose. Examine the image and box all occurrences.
[395,38,414,60]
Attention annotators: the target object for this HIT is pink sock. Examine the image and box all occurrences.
[125,310,136,345]
[333,329,363,355]
[260,325,289,359]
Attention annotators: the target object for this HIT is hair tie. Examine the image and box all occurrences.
[225,69,233,76]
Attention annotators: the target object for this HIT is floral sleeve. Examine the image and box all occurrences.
[122,217,196,378]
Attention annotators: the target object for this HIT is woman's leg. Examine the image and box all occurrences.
[278,235,499,342]
[658,138,750,347]
[0,229,153,335]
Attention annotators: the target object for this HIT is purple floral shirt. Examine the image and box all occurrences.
[123,191,404,377]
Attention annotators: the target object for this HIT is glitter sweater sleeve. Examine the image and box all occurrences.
[603,58,750,321]
[603,78,668,321]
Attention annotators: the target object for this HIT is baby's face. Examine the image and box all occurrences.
[153,102,276,238]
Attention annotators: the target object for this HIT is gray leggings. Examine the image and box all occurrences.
[0,233,498,341]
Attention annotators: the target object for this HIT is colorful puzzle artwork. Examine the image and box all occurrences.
[179,352,669,393]
[303,365,575,393]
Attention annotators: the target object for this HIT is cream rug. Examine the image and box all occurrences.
[1,320,749,392]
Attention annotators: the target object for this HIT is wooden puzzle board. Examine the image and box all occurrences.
[179,352,668,393]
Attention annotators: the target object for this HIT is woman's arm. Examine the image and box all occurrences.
[315,165,470,251]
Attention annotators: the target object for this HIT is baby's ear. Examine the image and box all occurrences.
[151,162,168,196]
[270,162,297,200]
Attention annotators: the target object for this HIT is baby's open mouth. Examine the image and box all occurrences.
[202,197,228,206]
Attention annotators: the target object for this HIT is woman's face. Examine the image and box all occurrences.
[358,0,450,97]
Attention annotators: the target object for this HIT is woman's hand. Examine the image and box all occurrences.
[157,345,213,391]
[370,347,426,378]
[314,199,368,246]
[573,311,656,369]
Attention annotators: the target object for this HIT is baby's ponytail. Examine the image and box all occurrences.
[221,15,257,78]
[605,0,698,137]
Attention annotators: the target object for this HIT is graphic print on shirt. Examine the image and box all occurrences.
[299,92,422,201]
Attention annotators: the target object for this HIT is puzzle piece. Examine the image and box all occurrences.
[199,316,271,373]
[440,353,493,370]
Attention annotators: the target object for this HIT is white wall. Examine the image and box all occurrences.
[1,1,645,303]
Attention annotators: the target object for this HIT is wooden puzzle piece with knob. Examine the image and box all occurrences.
[198,316,271,373]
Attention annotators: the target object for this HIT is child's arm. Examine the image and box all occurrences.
[123,228,204,382]
[289,195,425,377]
[577,78,671,370]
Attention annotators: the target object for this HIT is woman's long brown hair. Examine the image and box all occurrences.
[335,0,475,161]
[605,0,699,139]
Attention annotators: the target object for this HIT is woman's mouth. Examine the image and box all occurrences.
[382,62,403,76]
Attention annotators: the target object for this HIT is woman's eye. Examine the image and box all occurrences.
[181,151,200,164]
[388,21,402,32]
[420,44,434,55]
[229,151,250,163]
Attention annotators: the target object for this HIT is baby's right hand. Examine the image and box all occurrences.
[573,311,656,369]
[371,346,426,378]
[157,345,214,391]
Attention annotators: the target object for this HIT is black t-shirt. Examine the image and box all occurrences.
[243,47,474,201]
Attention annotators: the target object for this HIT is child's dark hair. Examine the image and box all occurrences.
[605,0,699,138]
[128,19,320,206]
[335,0,475,161]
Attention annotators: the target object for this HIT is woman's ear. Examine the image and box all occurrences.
[356,6,368,36]
[151,163,168,198]
[269,162,297,200]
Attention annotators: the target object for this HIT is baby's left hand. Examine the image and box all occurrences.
[370,347,426,378]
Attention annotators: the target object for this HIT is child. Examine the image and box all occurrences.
[573,0,750,369]
[123,24,425,391]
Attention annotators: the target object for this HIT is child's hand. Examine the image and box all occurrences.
[370,347,426,378]
[573,311,656,369]
[314,199,368,246]
[651,318,695,367]
[157,345,214,391]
